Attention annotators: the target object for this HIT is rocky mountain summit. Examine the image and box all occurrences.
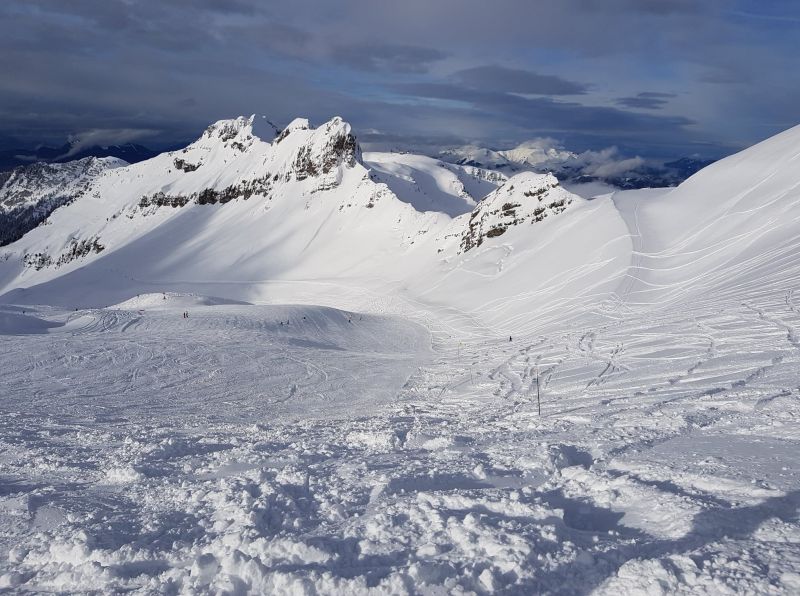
[460,172,577,252]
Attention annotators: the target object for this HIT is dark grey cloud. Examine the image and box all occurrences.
[579,0,706,15]
[394,83,692,137]
[452,66,587,95]
[616,92,677,110]
[331,44,447,73]
[0,0,796,158]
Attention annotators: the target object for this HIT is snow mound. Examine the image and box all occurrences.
[0,310,62,335]
[111,293,251,310]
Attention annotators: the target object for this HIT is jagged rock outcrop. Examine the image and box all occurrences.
[460,172,578,252]
[200,115,275,151]
[289,117,360,183]
[23,236,105,271]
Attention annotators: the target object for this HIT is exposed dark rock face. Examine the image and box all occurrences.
[460,173,575,253]
[0,158,123,246]
[291,119,360,183]
[136,177,274,212]
[174,158,200,173]
[22,236,105,270]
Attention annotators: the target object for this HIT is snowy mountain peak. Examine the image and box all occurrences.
[202,115,256,143]
[196,114,281,149]
[499,140,577,167]
[276,117,311,143]
[440,145,515,171]
[460,171,578,252]
[288,116,361,182]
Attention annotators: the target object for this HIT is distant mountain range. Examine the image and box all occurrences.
[438,142,715,190]
[1,135,715,191]
[0,142,161,171]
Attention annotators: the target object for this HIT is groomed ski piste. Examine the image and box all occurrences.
[0,117,799,594]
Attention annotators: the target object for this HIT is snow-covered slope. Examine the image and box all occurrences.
[2,119,800,593]
[363,152,505,216]
[0,116,434,295]
[4,115,798,334]
[615,123,800,307]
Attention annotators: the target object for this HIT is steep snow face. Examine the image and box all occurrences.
[0,157,126,246]
[171,114,360,190]
[615,123,800,306]
[275,117,310,141]
[363,152,504,216]
[460,172,579,252]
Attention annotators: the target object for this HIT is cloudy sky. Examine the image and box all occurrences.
[1,0,798,158]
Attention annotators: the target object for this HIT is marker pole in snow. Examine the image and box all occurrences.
[536,369,541,416]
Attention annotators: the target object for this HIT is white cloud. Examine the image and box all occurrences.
[59,128,159,159]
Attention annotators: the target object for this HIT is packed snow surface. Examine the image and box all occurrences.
[1,119,800,593]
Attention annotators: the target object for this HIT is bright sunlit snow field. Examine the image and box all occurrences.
[1,119,799,594]
[2,284,799,594]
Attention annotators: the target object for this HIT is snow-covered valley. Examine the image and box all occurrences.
[1,116,799,594]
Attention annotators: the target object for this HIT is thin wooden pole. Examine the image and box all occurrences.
[536,371,541,416]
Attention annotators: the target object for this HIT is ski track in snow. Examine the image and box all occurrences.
[0,288,799,594]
